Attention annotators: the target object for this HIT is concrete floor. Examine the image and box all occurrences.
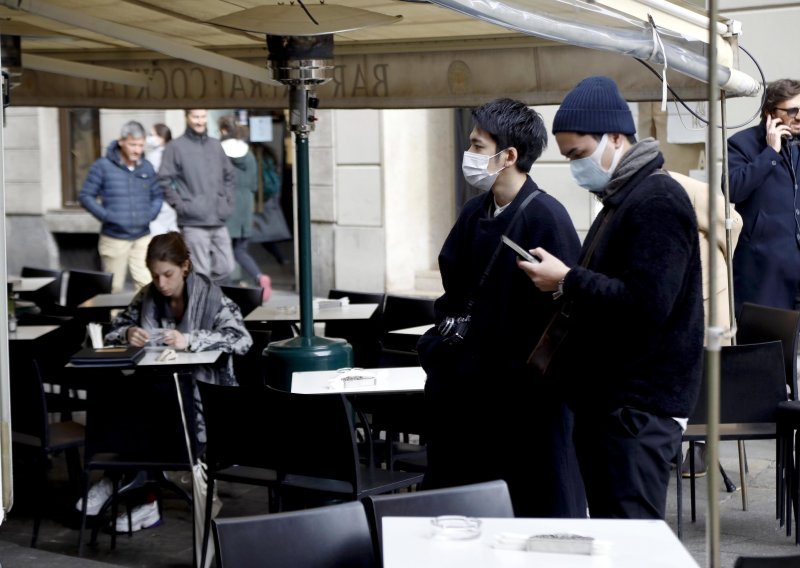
[0,439,799,567]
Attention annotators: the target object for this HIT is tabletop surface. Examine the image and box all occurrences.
[9,276,56,293]
[382,517,699,568]
[291,366,426,394]
[78,291,136,309]
[137,347,222,366]
[9,325,60,341]
[245,302,379,322]
[388,324,434,336]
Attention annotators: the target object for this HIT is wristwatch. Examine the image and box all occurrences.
[552,278,565,300]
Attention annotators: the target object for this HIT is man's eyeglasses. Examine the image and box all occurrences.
[775,107,800,119]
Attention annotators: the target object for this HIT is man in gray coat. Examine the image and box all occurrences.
[159,109,235,283]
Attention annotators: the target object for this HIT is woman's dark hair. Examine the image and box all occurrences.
[146,232,192,271]
[153,123,172,143]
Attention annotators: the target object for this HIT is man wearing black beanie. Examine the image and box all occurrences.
[517,76,704,520]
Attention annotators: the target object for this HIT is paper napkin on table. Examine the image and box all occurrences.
[87,323,104,348]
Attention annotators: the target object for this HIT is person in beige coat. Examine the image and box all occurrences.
[669,171,743,476]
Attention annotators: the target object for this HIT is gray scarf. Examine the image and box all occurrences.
[601,137,661,201]
[141,271,221,334]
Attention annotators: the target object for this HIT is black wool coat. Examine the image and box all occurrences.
[558,154,704,419]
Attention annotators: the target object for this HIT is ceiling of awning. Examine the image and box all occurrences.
[0,0,756,109]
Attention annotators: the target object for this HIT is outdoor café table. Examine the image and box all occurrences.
[9,325,60,342]
[77,291,136,322]
[8,276,56,293]
[245,302,379,324]
[383,324,434,353]
[291,366,426,395]
[382,516,700,568]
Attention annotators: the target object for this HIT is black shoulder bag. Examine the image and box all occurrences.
[527,205,617,377]
[438,190,540,345]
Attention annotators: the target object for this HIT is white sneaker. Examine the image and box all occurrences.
[75,478,113,516]
[115,501,161,533]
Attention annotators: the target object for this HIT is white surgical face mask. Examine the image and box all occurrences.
[569,134,623,193]
[462,149,507,192]
[146,134,161,148]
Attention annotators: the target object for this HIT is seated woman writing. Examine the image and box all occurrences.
[77,231,252,532]
[105,230,252,385]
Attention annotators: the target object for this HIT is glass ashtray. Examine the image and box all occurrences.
[430,515,482,540]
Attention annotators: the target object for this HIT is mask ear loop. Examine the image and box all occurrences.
[648,14,669,112]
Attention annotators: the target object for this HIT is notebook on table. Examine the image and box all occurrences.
[69,346,146,367]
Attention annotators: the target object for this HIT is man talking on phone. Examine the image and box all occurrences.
[727,79,800,314]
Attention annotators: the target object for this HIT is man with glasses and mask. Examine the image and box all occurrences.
[517,76,703,520]
[728,78,800,314]
[417,98,585,518]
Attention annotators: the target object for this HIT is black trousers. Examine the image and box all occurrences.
[574,406,681,520]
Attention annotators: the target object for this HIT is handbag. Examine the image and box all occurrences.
[252,196,292,243]
[527,205,618,377]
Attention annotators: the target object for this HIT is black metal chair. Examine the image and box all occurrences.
[734,555,800,568]
[676,341,787,537]
[325,289,385,368]
[363,480,514,563]
[232,328,272,388]
[213,501,376,568]
[378,294,435,367]
[266,386,423,508]
[10,357,84,548]
[65,268,113,308]
[220,285,263,318]
[19,266,65,309]
[77,371,194,556]
[196,380,284,568]
[736,302,800,533]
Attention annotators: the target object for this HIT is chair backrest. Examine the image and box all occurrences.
[65,269,113,307]
[381,295,435,334]
[734,555,800,568]
[220,285,263,317]
[84,372,192,468]
[196,380,281,473]
[213,501,376,568]
[329,289,386,309]
[266,386,361,494]
[691,341,787,425]
[10,358,50,448]
[20,266,65,307]
[363,480,514,555]
[327,289,386,368]
[232,329,272,388]
[737,302,800,400]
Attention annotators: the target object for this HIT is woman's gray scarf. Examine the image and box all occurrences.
[601,137,661,201]
[140,271,222,336]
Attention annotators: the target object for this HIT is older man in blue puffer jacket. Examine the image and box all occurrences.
[79,120,163,293]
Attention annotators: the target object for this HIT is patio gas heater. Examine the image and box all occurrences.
[262,33,352,389]
[208,4,401,389]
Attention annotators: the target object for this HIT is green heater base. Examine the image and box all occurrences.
[263,335,353,391]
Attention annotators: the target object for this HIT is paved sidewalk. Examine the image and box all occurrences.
[0,439,798,567]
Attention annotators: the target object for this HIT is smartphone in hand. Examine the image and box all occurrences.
[502,235,540,263]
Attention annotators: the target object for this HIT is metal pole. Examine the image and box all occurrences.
[720,93,737,336]
[294,126,314,342]
[705,0,721,566]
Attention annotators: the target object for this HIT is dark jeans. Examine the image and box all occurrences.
[574,406,681,519]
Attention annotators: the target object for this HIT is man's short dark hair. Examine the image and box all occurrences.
[762,79,800,119]
[472,98,547,173]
